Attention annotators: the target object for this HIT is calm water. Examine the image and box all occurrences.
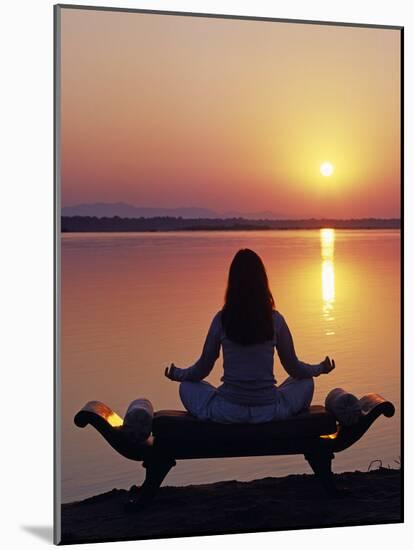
[61,229,400,503]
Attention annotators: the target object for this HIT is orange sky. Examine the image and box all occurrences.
[60,8,401,218]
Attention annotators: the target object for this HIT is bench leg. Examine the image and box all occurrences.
[125,456,176,512]
[305,450,337,496]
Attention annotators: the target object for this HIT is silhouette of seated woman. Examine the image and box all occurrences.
[165,248,335,423]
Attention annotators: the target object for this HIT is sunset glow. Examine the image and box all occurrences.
[60,9,400,218]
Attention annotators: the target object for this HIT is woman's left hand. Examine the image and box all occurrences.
[164,363,177,380]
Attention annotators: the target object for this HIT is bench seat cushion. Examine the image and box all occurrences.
[152,405,337,441]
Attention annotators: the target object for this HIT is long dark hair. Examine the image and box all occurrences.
[221,249,275,346]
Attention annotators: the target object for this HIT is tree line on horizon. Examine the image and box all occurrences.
[61,216,401,233]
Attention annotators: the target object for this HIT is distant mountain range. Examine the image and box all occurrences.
[61,202,286,220]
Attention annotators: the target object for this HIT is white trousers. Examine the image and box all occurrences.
[179,376,314,424]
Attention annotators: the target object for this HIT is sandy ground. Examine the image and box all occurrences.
[60,468,401,545]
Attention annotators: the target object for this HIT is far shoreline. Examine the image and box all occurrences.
[60,216,401,233]
[61,227,402,234]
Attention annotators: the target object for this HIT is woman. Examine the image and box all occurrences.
[165,248,335,423]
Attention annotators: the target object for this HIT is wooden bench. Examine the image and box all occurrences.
[74,393,395,508]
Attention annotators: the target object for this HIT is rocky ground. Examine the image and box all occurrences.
[61,468,401,545]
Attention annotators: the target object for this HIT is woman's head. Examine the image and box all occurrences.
[222,249,275,346]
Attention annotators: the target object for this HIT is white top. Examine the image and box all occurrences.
[169,310,324,406]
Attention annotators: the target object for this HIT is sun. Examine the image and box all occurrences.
[320,162,334,177]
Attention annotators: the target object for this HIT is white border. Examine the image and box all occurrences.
[1,1,411,549]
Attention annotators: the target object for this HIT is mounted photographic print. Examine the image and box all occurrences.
[54,4,403,545]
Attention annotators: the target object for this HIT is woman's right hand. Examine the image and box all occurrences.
[321,356,335,374]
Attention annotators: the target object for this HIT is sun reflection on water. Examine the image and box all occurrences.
[320,228,335,336]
